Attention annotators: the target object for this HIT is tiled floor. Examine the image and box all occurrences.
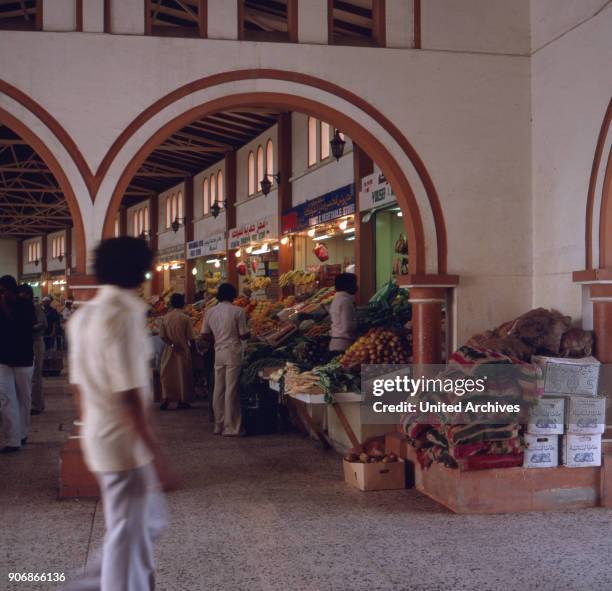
[2,377,612,591]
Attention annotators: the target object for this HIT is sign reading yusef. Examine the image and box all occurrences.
[187,232,226,259]
[282,184,355,234]
[228,216,277,249]
[359,172,395,212]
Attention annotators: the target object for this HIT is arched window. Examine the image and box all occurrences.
[217,170,224,207]
[133,214,139,237]
[166,196,172,228]
[248,151,255,195]
[266,140,274,183]
[210,174,216,206]
[320,121,330,160]
[177,191,183,220]
[308,116,318,167]
[203,178,209,215]
[144,206,149,232]
[114,218,120,237]
[257,145,264,189]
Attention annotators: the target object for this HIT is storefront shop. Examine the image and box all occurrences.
[187,232,227,300]
[281,184,356,294]
[154,244,187,295]
[229,216,280,300]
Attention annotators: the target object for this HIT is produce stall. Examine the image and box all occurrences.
[187,233,227,299]
[154,244,187,294]
[238,280,412,449]
[229,217,280,300]
[280,184,356,297]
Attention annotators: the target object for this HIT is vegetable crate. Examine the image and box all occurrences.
[343,459,406,492]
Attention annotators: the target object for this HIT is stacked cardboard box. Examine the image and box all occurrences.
[525,356,604,469]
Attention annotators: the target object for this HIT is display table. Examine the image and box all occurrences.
[384,432,612,514]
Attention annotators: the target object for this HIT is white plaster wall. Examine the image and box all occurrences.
[43,0,76,32]
[208,0,238,40]
[291,112,354,206]
[531,4,612,324]
[421,0,531,55]
[0,239,18,277]
[22,237,43,275]
[82,0,105,33]
[193,161,227,240]
[110,0,145,35]
[530,0,610,52]
[127,199,150,237]
[47,229,66,272]
[0,31,534,343]
[298,0,328,45]
[386,0,415,49]
[157,182,185,250]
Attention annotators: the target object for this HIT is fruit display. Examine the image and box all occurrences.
[250,299,275,320]
[304,319,331,338]
[247,276,272,291]
[339,327,410,368]
[258,321,297,346]
[279,270,316,287]
[280,295,296,307]
[204,271,222,295]
[250,317,278,337]
[344,451,399,464]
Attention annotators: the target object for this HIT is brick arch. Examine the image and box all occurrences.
[95,69,448,274]
[102,92,442,275]
[585,98,612,270]
[0,106,87,274]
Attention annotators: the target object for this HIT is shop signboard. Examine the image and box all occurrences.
[281,184,355,234]
[186,232,226,259]
[359,172,395,212]
[156,244,186,264]
[228,216,278,249]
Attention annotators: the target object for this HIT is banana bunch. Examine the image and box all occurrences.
[279,270,316,287]
[250,276,272,290]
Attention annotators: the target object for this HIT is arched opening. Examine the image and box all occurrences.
[0,106,86,286]
[101,93,431,276]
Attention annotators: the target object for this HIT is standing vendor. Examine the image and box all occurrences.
[329,273,358,353]
[199,283,250,436]
[159,293,194,411]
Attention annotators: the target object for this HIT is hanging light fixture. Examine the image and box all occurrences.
[171,217,185,233]
[307,228,316,238]
[245,245,253,254]
[330,129,346,161]
[235,249,242,258]
[211,198,226,219]
[260,172,281,196]
[214,260,221,269]
[338,219,348,231]
[191,267,198,276]
[280,236,289,245]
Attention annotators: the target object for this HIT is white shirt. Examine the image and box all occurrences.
[200,301,249,349]
[329,291,357,343]
[68,285,153,473]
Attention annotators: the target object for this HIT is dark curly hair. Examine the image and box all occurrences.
[94,237,153,289]
[216,283,237,302]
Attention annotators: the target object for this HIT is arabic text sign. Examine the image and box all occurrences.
[187,232,226,259]
[282,184,355,234]
[228,217,277,249]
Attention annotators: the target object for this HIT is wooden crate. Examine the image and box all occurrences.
[417,461,601,514]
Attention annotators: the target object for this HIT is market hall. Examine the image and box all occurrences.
[1,1,612,590]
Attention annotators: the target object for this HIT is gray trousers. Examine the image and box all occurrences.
[0,364,33,447]
[62,462,167,591]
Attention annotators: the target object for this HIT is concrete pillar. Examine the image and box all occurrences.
[42,0,76,32]
[208,0,238,40]
[82,0,105,33]
[298,0,328,44]
[110,0,145,35]
[386,0,415,48]
[409,287,444,365]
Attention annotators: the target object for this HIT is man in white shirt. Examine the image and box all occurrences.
[200,283,250,436]
[64,237,176,591]
[329,273,358,352]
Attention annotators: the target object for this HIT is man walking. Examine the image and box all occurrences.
[0,275,36,452]
[63,237,177,591]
